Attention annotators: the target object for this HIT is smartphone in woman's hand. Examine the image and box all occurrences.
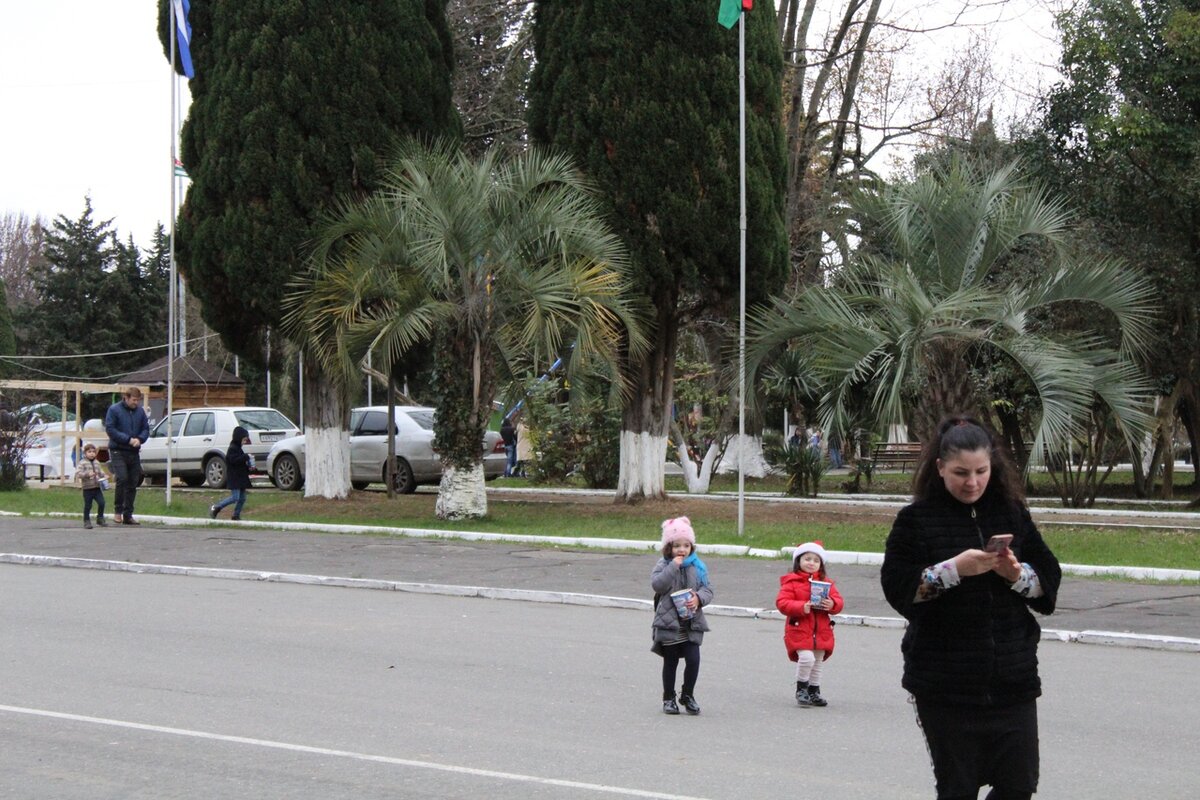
[985,534,1013,553]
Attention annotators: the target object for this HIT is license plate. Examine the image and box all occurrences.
[260,433,283,443]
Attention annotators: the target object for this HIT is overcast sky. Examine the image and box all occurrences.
[0,2,190,248]
[0,2,1062,250]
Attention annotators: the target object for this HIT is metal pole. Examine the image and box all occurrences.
[266,329,272,408]
[366,350,373,406]
[166,4,178,504]
[298,350,304,429]
[737,12,747,537]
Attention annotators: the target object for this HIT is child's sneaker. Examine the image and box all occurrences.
[96,517,107,527]
[83,521,93,530]
[209,505,219,519]
[796,682,812,707]
[807,686,828,707]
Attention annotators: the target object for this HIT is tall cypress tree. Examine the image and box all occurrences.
[528,2,788,500]
[158,0,459,359]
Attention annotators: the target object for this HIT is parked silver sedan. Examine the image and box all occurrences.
[265,406,506,492]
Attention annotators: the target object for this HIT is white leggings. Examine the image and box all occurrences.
[795,650,826,684]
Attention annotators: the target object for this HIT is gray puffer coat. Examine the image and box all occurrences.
[650,557,714,651]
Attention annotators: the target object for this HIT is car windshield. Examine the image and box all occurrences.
[20,404,77,424]
[404,409,435,430]
[235,410,295,431]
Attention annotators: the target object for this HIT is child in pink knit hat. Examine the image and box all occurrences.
[650,516,714,715]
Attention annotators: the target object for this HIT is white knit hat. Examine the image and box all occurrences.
[661,516,696,548]
[792,540,827,567]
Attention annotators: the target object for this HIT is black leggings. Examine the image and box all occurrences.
[915,698,1038,800]
[659,641,700,697]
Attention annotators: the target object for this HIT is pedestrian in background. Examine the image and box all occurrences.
[500,416,517,477]
[73,442,109,529]
[104,386,149,525]
[881,416,1061,800]
[651,516,713,716]
[515,418,532,478]
[210,426,252,520]
[776,540,844,707]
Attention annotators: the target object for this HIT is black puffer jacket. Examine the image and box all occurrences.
[881,486,1061,706]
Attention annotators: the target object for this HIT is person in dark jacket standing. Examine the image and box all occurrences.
[881,416,1061,800]
[104,387,150,525]
[210,426,252,520]
[500,417,517,477]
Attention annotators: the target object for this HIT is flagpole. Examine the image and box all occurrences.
[166,3,179,505]
[737,10,747,538]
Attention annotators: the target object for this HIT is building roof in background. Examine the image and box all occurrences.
[117,355,244,387]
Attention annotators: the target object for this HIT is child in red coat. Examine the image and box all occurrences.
[776,541,844,706]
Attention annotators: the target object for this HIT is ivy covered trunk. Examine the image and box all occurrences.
[432,321,496,519]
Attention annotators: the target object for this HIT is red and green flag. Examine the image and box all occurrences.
[718,0,752,29]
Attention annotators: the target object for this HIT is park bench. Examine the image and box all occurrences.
[871,441,923,472]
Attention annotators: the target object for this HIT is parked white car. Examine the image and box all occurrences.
[265,406,506,492]
[140,407,299,488]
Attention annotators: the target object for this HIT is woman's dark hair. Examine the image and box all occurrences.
[912,415,1024,507]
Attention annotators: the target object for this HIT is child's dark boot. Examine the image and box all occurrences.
[96,516,107,526]
[662,691,680,715]
[678,692,701,715]
[807,685,828,707]
[796,681,812,706]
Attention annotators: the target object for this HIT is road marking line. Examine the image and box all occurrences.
[0,704,711,799]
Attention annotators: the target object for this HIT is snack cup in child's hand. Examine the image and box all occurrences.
[99,477,110,491]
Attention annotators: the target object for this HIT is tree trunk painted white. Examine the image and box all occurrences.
[303,425,352,499]
[616,302,676,502]
[436,461,488,520]
[301,355,351,500]
[617,430,668,499]
[675,438,719,494]
[716,434,770,477]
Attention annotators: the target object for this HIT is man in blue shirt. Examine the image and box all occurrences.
[104,387,150,525]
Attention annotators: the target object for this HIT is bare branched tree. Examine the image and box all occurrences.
[448,0,535,157]
[0,212,47,309]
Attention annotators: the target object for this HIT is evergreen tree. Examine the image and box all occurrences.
[158,0,459,361]
[17,198,116,380]
[527,2,788,500]
[0,277,14,378]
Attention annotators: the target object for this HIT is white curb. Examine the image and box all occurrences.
[29,511,1200,582]
[2,552,1196,653]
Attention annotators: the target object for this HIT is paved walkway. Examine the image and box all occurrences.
[2,513,1197,651]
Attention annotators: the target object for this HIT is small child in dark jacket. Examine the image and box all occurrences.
[74,443,109,529]
[210,426,252,520]
[651,516,714,716]
[776,540,844,707]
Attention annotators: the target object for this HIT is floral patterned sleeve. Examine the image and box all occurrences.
[1009,563,1044,598]
[914,559,961,603]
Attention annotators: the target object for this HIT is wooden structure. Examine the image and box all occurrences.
[871,441,923,472]
[0,378,152,482]
[118,355,245,421]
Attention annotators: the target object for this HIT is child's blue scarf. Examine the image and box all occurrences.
[683,552,709,587]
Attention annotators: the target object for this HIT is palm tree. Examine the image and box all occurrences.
[749,160,1157,459]
[286,140,645,518]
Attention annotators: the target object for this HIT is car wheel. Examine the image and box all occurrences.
[181,475,205,488]
[273,453,303,492]
[351,480,369,491]
[389,458,416,494]
[204,456,228,489]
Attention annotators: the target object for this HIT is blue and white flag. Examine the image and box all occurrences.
[172,0,194,79]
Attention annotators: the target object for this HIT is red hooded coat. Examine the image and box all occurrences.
[776,571,845,661]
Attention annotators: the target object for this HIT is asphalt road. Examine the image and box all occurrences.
[2,515,1198,640]
[2,566,1197,799]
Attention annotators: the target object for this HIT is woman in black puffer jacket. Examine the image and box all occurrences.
[882,416,1061,800]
